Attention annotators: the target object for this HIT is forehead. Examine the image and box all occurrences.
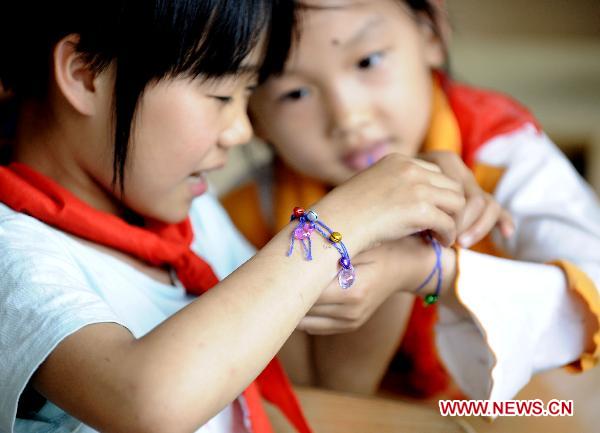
[285,0,409,70]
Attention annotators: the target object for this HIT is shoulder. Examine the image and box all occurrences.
[475,123,562,168]
[441,76,540,167]
[0,203,82,276]
[0,203,116,310]
[0,205,120,433]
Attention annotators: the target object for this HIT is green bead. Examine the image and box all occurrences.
[424,294,439,306]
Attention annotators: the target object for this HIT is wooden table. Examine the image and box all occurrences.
[265,387,475,433]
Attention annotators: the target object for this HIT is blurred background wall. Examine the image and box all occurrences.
[447,0,600,192]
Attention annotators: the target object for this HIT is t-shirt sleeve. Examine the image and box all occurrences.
[0,216,123,433]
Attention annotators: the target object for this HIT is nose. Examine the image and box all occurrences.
[326,81,372,145]
[219,104,253,149]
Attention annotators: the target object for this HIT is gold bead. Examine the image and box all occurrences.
[329,232,342,243]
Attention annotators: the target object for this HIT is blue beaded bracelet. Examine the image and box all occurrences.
[414,232,443,306]
[287,207,356,289]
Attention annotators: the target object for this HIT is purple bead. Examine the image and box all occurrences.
[293,227,306,239]
[303,223,315,235]
[294,224,314,240]
[338,267,356,289]
[339,257,351,269]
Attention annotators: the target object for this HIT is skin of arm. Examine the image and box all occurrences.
[33,154,466,433]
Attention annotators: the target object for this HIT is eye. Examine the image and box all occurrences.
[357,52,384,70]
[212,95,233,105]
[280,87,310,102]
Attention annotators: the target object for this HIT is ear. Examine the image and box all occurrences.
[53,34,99,116]
[416,7,449,69]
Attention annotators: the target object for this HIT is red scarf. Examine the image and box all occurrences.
[0,162,311,433]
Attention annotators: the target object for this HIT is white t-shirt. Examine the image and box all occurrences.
[0,193,255,433]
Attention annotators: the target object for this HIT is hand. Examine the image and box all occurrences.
[297,235,458,335]
[317,154,466,254]
[419,151,514,248]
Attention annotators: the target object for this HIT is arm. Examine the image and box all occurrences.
[31,154,466,433]
[435,125,600,400]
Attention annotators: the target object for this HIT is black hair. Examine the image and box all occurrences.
[0,0,296,190]
[405,0,450,68]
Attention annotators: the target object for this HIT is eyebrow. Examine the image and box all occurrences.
[334,15,385,48]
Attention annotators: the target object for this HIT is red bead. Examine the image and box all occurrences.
[293,207,305,218]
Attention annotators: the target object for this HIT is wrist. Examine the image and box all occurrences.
[409,238,458,305]
[404,235,439,294]
[440,246,458,296]
[310,196,366,255]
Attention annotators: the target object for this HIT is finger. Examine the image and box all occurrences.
[414,184,467,218]
[411,158,442,173]
[457,194,485,235]
[419,153,480,232]
[498,209,515,238]
[411,205,458,247]
[401,158,462,193]
[307,303,351,319]
[459,198,502,247]
[418,153,464,183]
[297,316,356,335]
[423,170,464,193]
[313,281,350,305]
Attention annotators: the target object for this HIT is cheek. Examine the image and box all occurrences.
[378,67,432,153]
[273,131,349,185]
[271,129,323,168]
[138,102,218,177]
[264,105,350,183]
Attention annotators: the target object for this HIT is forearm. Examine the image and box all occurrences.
[129,221,341,427]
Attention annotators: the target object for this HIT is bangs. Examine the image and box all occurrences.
[104,0,295,83]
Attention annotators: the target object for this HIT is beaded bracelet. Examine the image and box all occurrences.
[414,232,443,306]
[287,207,356,289]
[287,207,443,301]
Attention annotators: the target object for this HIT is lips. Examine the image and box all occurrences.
[186,161,226,197]
[188,172,208,197]
[343,140,391,171]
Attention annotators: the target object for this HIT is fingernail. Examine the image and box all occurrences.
[502,223,515,238]
[459,235,472,248]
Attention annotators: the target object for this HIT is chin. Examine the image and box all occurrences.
[152,204,191,225]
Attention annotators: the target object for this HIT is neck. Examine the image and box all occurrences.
[12,101,123,217]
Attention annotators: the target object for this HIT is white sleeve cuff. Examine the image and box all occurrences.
[435,249,590,401]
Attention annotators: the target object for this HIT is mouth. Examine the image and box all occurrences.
[187,172,208,197]
[187,162,225,197]
[342,139,393,171]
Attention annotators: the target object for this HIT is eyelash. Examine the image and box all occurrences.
[280,88,310,102]
[212,86,257,105]
[213,96,233,104]
[357,51,385,70]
